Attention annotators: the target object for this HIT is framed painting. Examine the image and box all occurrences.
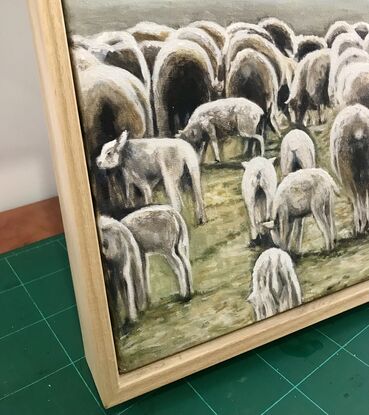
[29,0,369,408]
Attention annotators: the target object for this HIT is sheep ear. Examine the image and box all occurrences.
[269,157,277,165]
[261,221,275,230]
[241,161,249,169]
[116,130,129,151]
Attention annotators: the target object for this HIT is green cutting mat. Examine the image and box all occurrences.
[1,235,369,414]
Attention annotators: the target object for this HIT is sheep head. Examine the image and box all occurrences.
[96,130,129,170]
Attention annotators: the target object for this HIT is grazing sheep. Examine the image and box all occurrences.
[259,17,296,57]
[122,205,193,302]
[330,104,369,234]
[176,98,265,162]
[287,49,330,125]
[189,20,227,50]
[226,49,281,137]
[337,62,369,108]
[247,248,302,321]
[329,48,369,105]
[225,33,284,84]
[169,27,223,81]
[139,40,164,74]
[280,130,316,177]
[103,40,151,93]
[127,21,175,42]
[153,39,221,137]
[98,216,147,325]
[295,35,327,62]
[71,46,100,71]
[325,20,354,47]
[241,157,277,245]
[353,22,369,40]
[77,65,153,216]
[96,131,207,225]
[263,168,338,252]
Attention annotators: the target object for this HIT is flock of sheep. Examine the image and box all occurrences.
[70,17,369,330]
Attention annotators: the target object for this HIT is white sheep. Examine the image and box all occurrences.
[127,21,175,42]
[330,104,369,234]
[259,17,296,57]
[176,97,265,163]
[169,27,223,81]
[280,129,316,177]
[241,157,277,245]
[328,32,363,102]
[337,62,369,108]
[329,47,369,105]
[226,48,281,137]
[98,216,147,324]
[247,248,302,321]
[152,39,221,137]
[263,168,338,252]
[71,47,100,71]
[189,20,227,50]
[325,21,355,48]
[286,49,330,125]
[96,131,207,225]
[294,35,327,61]
[353,22,369,40]
[122,205,193,302]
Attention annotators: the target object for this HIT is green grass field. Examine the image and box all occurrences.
[116,114,369,373]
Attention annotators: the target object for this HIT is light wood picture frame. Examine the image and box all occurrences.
[29,0,369,408]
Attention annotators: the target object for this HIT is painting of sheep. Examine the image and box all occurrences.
[64,0,369,374]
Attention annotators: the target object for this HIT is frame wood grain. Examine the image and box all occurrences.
[28,0,369,408]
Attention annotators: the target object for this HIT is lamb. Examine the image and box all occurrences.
[259,17,296,57]
[295,35,327,62]
[121,205,193,302]
[127,21,175,42]
[330,104,369,234]
[329,48,369,105]
[263,168,338,252]
[77,65,153,216]
[176,98,265,163]
[280,130,316,177]
[353,22,369,40]
[226,49,281,137]
[325,21,355,48]
[337,62,369,108]
[241,157,277,245]
[98,216,147,325]
[152,39,222,137]
[96,131,207,225]
[189,21,227,50]
[286,49,330,125]
[169,27,223,81]
[247,248,302,321]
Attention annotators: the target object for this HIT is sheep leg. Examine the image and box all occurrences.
[175,244,194,297]
[141,253,151,305]
[278,212,292,250]
[162,168,182,212]
[205,123,221,162]
[119,264,138,324]
[199,140,209,163]
[312,205,333,251]
[165,251,192,300]
[136,181,153,205]
[185,158,207,225]
[247,198,259,242]
[291,218,304,252]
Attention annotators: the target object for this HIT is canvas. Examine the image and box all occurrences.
[60,0,369,374]
[29,0,369,406]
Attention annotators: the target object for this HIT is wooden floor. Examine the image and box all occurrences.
[0,197,63,254]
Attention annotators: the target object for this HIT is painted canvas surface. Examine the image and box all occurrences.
[63,0,369,373]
